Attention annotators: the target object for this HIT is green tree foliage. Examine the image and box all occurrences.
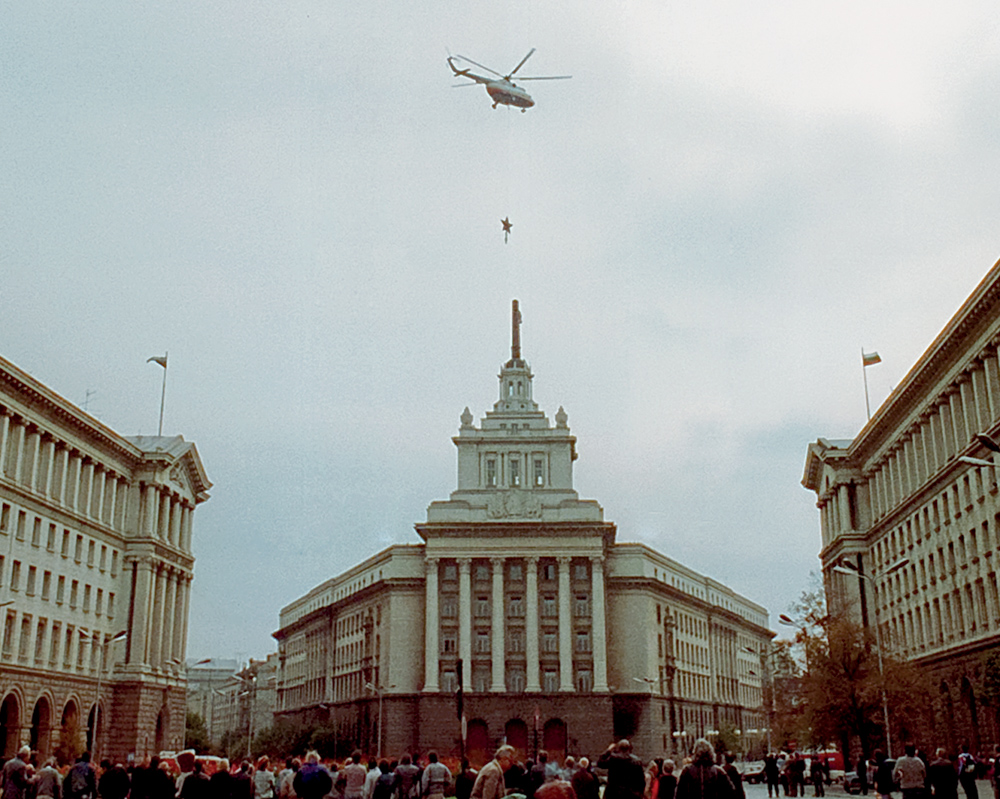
[186,712,212,753]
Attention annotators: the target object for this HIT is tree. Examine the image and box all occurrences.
[780,583,931,759]
[185,712,212,753]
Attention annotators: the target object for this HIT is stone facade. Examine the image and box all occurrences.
[0,354,210,763]
[803,257,1000,752]
[274,302,771,764]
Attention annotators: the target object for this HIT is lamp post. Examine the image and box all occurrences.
[93,630,127,763]
[365,682,396,759]
[672,730,689,755]
[832,557,909,758]
[744,645,777,753]
[632,676,657,694]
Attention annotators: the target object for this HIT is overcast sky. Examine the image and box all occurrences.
[3,1,1000,661]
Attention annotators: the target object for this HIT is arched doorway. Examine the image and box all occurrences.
[505,719,529,763]
[467,719,490,768]
[30,697,52,759]
[0,693,20,758]
[154,706,169,754]
[543,719,567,765]
[58,700,80,765]
[961,677,980,752]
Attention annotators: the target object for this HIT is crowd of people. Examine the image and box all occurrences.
[842,744,1000,799]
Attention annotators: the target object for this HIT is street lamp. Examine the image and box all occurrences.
[93,630,127,763]
[365,682,396,759]
[832,557,909,758]
[632,676,657,694]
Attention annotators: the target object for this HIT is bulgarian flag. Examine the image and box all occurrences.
[862,351,881,367]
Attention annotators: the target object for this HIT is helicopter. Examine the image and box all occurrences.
[447,48,571,111]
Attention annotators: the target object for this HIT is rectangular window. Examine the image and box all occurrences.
[47,524,56,551]
[475,595,490,617]
[42,571,51,601]
[543,632,558,652]
[56,576,65,604]
[61,530,70,557]
[87,540,95,567]
[31,517,41,547]
[100,546,107,571]
[10,561,21,592]
[35,620,46,663]
[575,629,592,652]
[18,616,31,660]
[74,535,83,562]
[110,550,118,577]
[507,668,526,693]
[510,456,521,487]
[441,634,457,654]
[475,564,489,581]
[443,563,457,581]
[96,589,103,616]
[575,594,591,617]
[486,459,497,487]
[475,631,490,654]
[70,580,79,608]
[542,595,557,616]
[509,563,523,581]
[0,503,9,533]
[441,670,457,692]
[1,612,15,656]
[49,623,60,664]
[26,567,37,596]
[534,459,544,486]
[543,563,556,581]
[473,667,490,693]
[16,511,26,541]
[509,595,524,617]
[107,593,115,619]
[441,596,457,617]
[576,670,593,692]
[574,563,588,581]
[543,670,559,692]
[508,630,524,653]
[83,585,91,613]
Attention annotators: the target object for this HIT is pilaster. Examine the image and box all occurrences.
[424,557,440,692]
[558,556,573,691]
[458,558,472,690]
[490,557,505,692]
[525,556,540,692]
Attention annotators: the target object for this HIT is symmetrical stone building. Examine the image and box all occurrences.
[275,302,771,764]
[0,354,210,763]
[804,257,1000,751]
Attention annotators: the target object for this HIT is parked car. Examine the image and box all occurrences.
[741,763,766,783]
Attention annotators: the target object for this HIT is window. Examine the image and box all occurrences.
[441,634,457,654]
[70,580,79,609]
[61,530,70,557]
[10,561,21,592]
[18,616,30,660]
[47,524,56,551]
[476,596,490,616]
[473,667,490,692]
[26,567,36,596]
[510,456,521,486]
[441,596,458,617]
[576,670,593,692]
[475,564,489,581]
[575,594,590,617]
[475,631,490,653]
[486,459,497,487]
[542,595,557,616]
[575,629,592,652]
[75,535,83,562]
[56,576,65,604]
[509,595,524,617]
[543,670,559,692]
[83,585,91,613]
[110,550,118,576]
[443,564,457,581]
[543,632,558,653]
[87,541,95,567]
[35,620,46,663]
[100,545,107,571]
[543,563,556,581]
[574,563,588,580]
[441,670,457,692]
[0,504,9,533]
[534,459,544,486]
[507,668,526,692]
[31,518,41,547]
[96,589,103,616]
[2,612,15,656]
[49,623,60,664]
[107,593,115,619]
[42,571,51,601]
[509,563,523,581]
[508,630,524,653]
[16,511,26,541]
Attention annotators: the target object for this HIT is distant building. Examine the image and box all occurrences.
[804,257,1000,751]
[0,354,210,762]
[274,302,772,763]
[186,658,239,747]
[209,653,278,755]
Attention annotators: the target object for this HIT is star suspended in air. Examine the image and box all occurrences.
[501,217,512,244]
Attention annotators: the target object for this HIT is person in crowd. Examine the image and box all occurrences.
[98,761,131,799]
[278,759,297,799]
[764,754,780,799]
[32,756,61,799]
[421,752,451,799]
[646,761,661,799]
[64,752,97,799]
[959,746,979,799]
[470,746,516,799]
[341,752,368,799]
[392,755,420,799]
[572,758,600,799]
[372,762,395,799]
[893,744,926,799]
[363,759,380,799]
[929,749,958,799]
[873,751,894,799]
[857,756,869,797]
[294,752,333,799]
[657,760,677,799]
[210,759,236,799]
[455,760,478,799]
[992,746,1000,799]
[254,757,276,799]
[559,758,577,784]
[675,739,734,799]
[180,761,210,799]
[809,757,825,798]
[536,781,575,799]
[2,746,31,799]
[527,753,549,799]
[598,739,647,799]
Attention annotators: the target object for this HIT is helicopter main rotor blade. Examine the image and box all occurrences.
[454,54,505,78]
[507,48,536,78]
[516,75,572,81]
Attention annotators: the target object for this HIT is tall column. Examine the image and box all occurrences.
[525,556,540,692]
[170,500,182,547]
[128,559,153,666]
[25,428,40,491]
[458,558,472,691]
[591,556,609,692]
[41,438,56,497]
[490,557,506,692]
[161,571,178,664]
[80,461,94,518]
[105,476,118,528]
[158,493,170,540]
[142,484,158,537]
[9,422,25,484]
[558,556,573,690]
[0,413,9,478]
[39,621,53,668]
[56,448,69,506]
[424,558,440,692]
[176,575,191,662]
[149,565,166,665]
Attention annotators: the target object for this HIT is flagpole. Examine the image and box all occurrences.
[158,351,168,436]
[862,347,871,421]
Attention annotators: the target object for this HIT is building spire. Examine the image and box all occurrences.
[512,300,522,360]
